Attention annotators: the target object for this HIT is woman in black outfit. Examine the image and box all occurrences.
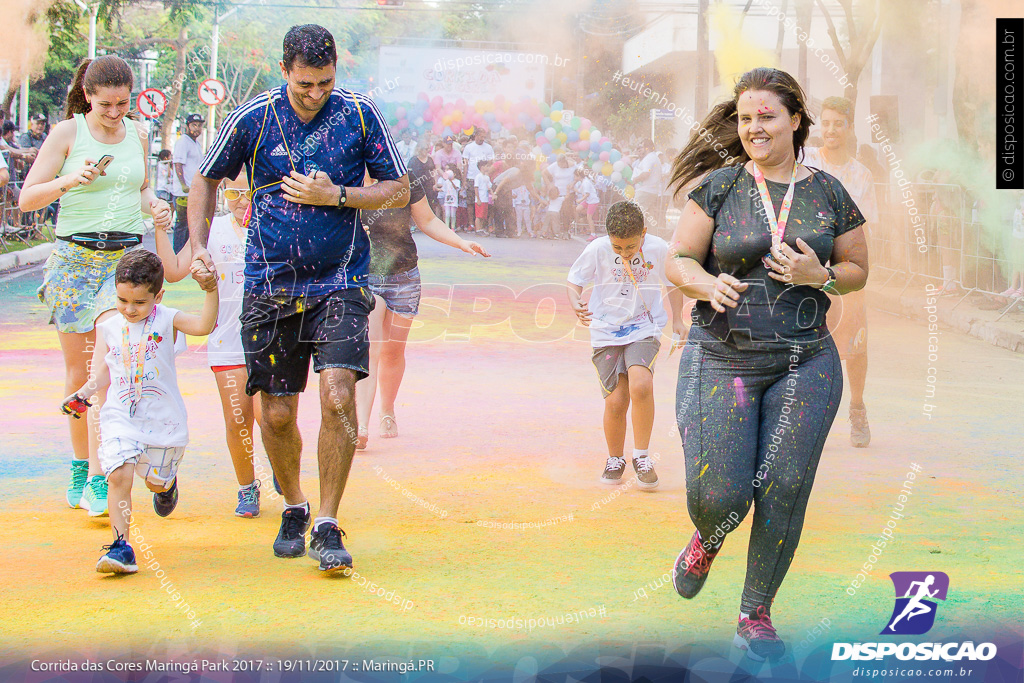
[664,67,869,662]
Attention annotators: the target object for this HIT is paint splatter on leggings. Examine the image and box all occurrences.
[676,325,842,614]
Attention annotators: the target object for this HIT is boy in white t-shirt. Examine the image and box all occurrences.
[573,168,601,240]
[567,201,686,489]
[62,249,218,574]
[155,170,274,519]
[474,159,494,235]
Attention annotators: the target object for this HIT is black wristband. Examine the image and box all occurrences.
[337,185,347,208]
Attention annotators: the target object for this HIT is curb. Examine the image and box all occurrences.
[868,285,1024,354]
[0,243,53,273]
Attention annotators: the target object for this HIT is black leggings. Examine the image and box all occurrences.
[676,325,842,614]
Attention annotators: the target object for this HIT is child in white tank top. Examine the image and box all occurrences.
[62,249,218,574]
[154,170,273,520]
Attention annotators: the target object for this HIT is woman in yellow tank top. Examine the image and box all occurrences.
[20,55,173,518]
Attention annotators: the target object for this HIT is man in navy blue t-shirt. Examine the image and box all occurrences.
[187,24,409,573]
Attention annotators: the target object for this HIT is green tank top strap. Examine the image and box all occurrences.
[56,114,147,238]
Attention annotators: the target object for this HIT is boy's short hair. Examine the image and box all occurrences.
[605,201,645,238]
[116,249,164,295]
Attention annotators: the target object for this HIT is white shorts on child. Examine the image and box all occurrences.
[98,437,185,487]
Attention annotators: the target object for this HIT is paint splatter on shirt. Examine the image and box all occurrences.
[688,165,865,349]
[200,85,407,296]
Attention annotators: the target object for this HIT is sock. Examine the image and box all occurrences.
[740,612,750,620]
[239,481,257,491]
[633,448,649,460]
[284,501,309,515]
[314,516,339,531]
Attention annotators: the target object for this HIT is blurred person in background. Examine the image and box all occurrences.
[632,138,665,236]
[803,96,878,447]
[19,114,48,152]
[171,113,205,253]
[154,149,174,203]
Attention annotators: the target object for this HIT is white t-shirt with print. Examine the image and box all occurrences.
[567,234,670,347]
[97,304,188,447]
[206,214,246,367]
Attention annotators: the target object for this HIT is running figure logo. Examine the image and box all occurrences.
[881,571,949,635]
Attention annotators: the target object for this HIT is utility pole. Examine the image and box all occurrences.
[74,0,98,59]
[695,0,709,118]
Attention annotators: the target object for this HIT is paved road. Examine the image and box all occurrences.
[1,233,1020,670]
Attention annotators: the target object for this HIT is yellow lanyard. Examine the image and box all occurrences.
[247,89,367,198]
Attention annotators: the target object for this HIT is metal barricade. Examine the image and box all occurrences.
[870,180,1023,321]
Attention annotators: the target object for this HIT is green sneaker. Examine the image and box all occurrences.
[81,475,109,517]
[67,459,89,509]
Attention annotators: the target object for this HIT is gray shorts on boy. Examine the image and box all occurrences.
[591,336,661,396]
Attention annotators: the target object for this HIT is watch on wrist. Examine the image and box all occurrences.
[337,185,347,208]
[820,266,837,292]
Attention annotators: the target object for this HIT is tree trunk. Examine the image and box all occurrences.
[159,26,190,151]
[953,0,979,154]
[2,85,18,119]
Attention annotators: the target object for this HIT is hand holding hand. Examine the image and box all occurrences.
[190,247,218,291]
[150,199,172,232]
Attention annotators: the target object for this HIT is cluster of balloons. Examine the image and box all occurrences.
[379,93,637,198]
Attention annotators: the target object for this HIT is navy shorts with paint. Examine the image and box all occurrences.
[240,288,375,396]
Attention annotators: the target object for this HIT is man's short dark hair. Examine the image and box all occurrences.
[2,121,16,135]
[116,249,164,295]
[605,201,645,238]
[283,24,338,71]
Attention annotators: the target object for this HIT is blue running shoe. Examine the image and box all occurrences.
[272,471,283,495]
[153,478,178,517]
[308,523,353,572]
[96,536,138,574]
[67,459,89,509]
[235,481,260,518]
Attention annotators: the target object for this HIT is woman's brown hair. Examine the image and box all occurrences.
[64,56,135,120]
[670,67,813,199]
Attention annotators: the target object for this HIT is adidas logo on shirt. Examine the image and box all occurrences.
[270,144,288,157]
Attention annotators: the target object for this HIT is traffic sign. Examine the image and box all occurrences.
[136,88,167,119]
[198,79,227,106]
[650,108,675,121]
